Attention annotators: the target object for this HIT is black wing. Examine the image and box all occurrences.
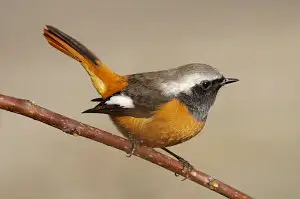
[82,94,135,116]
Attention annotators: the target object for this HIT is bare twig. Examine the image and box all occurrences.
[0,93,252,199]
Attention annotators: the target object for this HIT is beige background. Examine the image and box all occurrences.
[1,1,300,198]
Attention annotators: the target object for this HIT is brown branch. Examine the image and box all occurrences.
[0,93,252,199]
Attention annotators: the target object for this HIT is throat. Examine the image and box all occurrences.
[178,95,215,121]
[184,101,210,121]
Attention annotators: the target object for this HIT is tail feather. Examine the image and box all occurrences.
[43,25,128,98]
[44,25,99,65]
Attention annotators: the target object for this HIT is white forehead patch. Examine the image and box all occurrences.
[160,73,219,96]
[105,95,135,108]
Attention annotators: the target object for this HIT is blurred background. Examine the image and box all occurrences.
[1,1,300,198]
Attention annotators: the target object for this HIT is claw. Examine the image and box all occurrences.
[161,148,194,180]
[177,157,194,181]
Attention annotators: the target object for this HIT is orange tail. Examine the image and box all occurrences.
[43,25,128,98]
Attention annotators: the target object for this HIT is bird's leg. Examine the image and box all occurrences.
[162,147,194,180]
[126,134,139,157]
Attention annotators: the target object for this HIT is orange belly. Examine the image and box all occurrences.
[111,99,205,148]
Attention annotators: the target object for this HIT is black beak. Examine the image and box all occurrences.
[221,77,239,86]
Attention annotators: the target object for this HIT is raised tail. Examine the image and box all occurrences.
[43,25,128,98]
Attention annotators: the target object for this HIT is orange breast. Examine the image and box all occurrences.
[111,99,205,148]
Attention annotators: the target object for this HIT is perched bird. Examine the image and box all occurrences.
[43,25,238,177]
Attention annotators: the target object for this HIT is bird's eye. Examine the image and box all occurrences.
[201,80,212,90]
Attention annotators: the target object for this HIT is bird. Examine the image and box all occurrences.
[43,25,239,178]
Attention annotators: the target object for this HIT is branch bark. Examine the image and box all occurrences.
[0,93,252,199]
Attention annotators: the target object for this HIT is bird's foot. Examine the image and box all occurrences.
[161,148,194,180]
[126,134,139,157]
[175,157,194,181]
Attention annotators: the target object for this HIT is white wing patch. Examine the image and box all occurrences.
[105,95,135,108]
[160,73,219,96]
